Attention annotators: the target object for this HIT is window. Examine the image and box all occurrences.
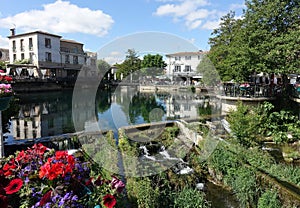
[65,54,70,63]
[12,41,16,52]
[13,54,16,62]
[73,56,78,64]
[45,38,51,48]
[45,52,52,62]
[29,52,34,62]
[198,55,203,60]
[174,65,181,72]
[73,47,78,54]
[29,38,33,50]
[21,53,25,60]
[185,56,191,60]
[184,65,191,72]
[175,56,181,61]
[20,39,24,51]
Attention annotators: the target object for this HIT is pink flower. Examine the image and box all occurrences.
[111,176,125,193]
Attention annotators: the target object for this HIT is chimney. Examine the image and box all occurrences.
[10,28,15,36]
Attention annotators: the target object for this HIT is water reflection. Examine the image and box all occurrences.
[4,87,218,141]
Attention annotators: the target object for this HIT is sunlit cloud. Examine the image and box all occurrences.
[201,20,220,30]
[101,51,124,65]
[0,0,114,37]
[154,0,244,30]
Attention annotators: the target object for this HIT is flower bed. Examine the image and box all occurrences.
[0,143,125,208]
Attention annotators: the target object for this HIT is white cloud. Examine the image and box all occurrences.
[201,20,220,30]
[154,0,209,17]
[229,3,246,11]
[186,20,202,30]
[0,0,114,36]
[154,0,242,30]
[101,51,123,65]
[0,35,9,48]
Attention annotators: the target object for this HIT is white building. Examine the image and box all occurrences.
[165,51,207,84]
[7,29,97,79]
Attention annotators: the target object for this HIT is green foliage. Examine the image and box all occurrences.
[224,166,258,208]
[227,102,260,147]
[159,126,180,148]
[97,59,111,76]
[115,49,141,79]
[208,1,300,81]
[173,187,211,208]
[140,54,166,77]
[197,54,221,86]
[227,101,300,145]
[126,177,160,208]
[258,189,281,208]
[118,129,138,156]
[0,61,5,69]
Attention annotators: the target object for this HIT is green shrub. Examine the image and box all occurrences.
[258,189,281,208]
[173,187,210,208]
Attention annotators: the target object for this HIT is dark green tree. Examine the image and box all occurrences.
[140,54,167,77]
[115,49,141,80]
[208,0,300,81]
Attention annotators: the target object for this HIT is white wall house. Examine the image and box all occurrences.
[7,29,97,79]
[165,51,207,84]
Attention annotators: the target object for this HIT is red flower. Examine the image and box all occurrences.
[0,194,8,208]
[39,190,52,206]
[39,160,51,179]
[55,151,68,160]
[103,194,116,208]
[32,143,48,156]
[4,178,23,194]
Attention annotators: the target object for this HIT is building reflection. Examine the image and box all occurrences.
[8,88,221,140]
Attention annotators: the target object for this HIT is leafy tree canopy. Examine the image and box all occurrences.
[208,0,300,81]
[140,54,167,77]
[115,49,141,78]
[97,59,111,76]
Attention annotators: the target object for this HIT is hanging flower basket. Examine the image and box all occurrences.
[0,96,12,111]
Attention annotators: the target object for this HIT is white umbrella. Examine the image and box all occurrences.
[28,68,35,76]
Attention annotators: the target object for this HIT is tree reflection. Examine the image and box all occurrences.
[129,93,166,123]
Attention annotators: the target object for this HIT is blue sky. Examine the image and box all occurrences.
[0,0,245,63]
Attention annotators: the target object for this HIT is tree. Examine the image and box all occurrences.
[208,0,300,81]
[97,59,111,76]
[197,54,221,86]
[140,54,167,77]
[115,49,141,80]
